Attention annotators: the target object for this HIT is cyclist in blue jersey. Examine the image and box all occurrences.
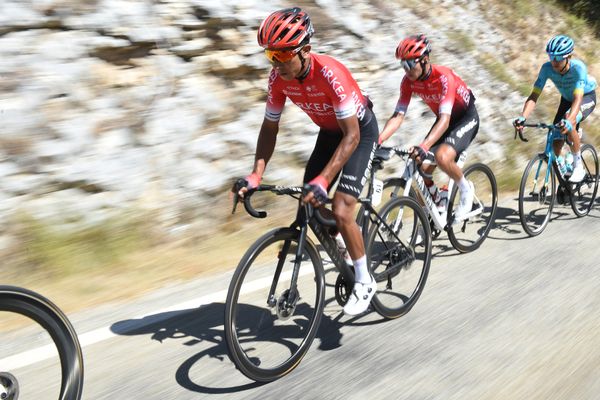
[514,35,597,183]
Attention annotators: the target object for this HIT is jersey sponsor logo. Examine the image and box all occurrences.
[581,100,595,112]
[267,71,278,104]
[293,101,335,113]
[440,74,449,97]
[455,118,477,138]
[320,65,347,101]
[418,93,444,103]
[351,91,366,120]
[282,89,303,97]
[457,85,470,104]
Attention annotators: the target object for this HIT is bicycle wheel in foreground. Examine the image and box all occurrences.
[225,228,325,382]
[366,196,432,319]
[0,286,84,400]
[570,143,599,217]
[447,163,498,252]
[518,154,555,237]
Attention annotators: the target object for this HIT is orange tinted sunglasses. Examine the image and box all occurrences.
[264,47,302,63]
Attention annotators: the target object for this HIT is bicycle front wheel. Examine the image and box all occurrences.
[570,143,599,217]
[0,286,84,400]
[518,154,555,236]
[447,163,498,253]
[224,227,325,382]
[366,196,432,319]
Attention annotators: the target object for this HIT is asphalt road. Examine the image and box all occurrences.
[2,196,600,400]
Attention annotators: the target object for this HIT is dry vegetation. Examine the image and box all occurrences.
[4,0,600,311]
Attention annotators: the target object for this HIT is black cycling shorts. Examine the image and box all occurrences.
[553,90,596,128]
[428,93,479,160]
[303,107,379,198]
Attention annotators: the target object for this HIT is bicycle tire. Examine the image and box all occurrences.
[0,286,84,400]
[518,154,555,237]
[366,196,432,319]
[569,143,599,217]
[224,227,325,382]
[447,163,498,253]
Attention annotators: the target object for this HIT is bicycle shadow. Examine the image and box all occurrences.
[110,301,347,394]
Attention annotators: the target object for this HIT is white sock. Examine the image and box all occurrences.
[353,255,371,284]
[458,176,470,193]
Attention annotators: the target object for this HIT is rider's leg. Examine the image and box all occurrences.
[336,110,379,315]
[566,92,596,182]
[332,192,367,280]
[434,98,479,220]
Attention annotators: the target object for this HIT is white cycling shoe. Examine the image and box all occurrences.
[453,180,475,223]
[343,277,377,316]
[569,164,586,183]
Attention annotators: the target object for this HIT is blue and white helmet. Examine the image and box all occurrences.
[545,35,574,59]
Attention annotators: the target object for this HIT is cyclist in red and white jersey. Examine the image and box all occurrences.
[235,8,379,315]
[379,34,479,221]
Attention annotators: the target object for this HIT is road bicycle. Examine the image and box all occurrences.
[371,146,498,253]
[225,159,433,382]
[0,286,84,400]
[516,122,599,236]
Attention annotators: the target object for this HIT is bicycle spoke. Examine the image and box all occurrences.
[225,229,325,382]
[367,196,431,319]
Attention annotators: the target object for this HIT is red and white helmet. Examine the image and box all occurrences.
[257,7,314,50]
[395,34,431,60]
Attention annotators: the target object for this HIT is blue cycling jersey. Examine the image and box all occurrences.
[533,58,597,102]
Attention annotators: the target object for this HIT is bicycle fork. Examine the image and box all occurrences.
[266,206,313,318]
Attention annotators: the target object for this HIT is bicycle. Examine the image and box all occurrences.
[370,146,498,253]
[0,286,84,400]
[225,169,432,382]
[516,122,599,236]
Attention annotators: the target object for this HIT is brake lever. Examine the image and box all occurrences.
[231,178,248,214]
[514,128,528,142]
[231,192,239,214]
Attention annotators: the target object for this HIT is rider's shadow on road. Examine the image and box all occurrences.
[110,301,345,394]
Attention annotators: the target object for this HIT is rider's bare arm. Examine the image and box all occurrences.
[521,91,540,120]
[379,112,405,143]
[565,91,583,127]
[421,113,450,150]
[252,118,279,178]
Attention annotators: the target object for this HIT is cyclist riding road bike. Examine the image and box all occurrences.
[514,34,597,183]
[378,34,480,222]
[234,7,379,316]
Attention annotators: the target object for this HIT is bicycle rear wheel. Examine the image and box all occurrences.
[224,228,325,382]
[366,196,432,319]
[518,154,555,236]
[0,286,84,400]
[570,143,599,217]
[447,163,498,253]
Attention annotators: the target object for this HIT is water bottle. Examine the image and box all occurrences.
[556,156,567,176]
[437,186,449,213]
[565,152,574,174]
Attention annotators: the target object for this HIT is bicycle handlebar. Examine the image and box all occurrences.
[232,184,336,226]
[378,146,434,180]
[515,122,561,142]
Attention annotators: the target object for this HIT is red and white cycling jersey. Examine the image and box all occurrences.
[395,64,471,118]
[265,53,369,132]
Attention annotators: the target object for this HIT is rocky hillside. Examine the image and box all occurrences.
[1,0,599,253]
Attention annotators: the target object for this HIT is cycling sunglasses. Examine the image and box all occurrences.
[264,47,302,63]
[400,58,420,71]
[548,54,567,62]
